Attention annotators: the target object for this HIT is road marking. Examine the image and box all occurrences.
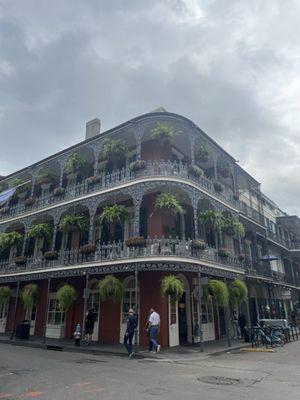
[0,373,13,378]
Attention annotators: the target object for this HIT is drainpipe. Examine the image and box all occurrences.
[134,267,139,345]
[10,280,20,340]
[197,271,204,352]
[42,277,51,344]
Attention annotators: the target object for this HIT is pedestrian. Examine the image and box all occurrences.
[124,308,138,359]
[238,312,247,339]
[84,309,95,345]
[149,307,161,353]
[232,310,239,339]
[73,323,81,346]
[144,310,152,352]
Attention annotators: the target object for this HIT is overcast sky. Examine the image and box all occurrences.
[0,1,300,215]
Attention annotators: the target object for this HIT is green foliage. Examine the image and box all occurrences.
[161,275,184,303]
[194,143,211,162]
[65,153,87,175]
[100,139,128,161]
[217,161,231,178]
[0,231,23,254]
[98,275,123,303]
[20,283,39,310]
[36,171,57,186]
[153,193,183,215]
[11,178,31,193]
[208,279,229,307]
[151,122,175,144]
[28,223,53,241]
[228,279,248,306]
[188,164,204,178]
[198,210,224,232]
[98,205,130,225]
[0,286,11,305]
[59,214,89,234]
[222,217,245,238]
[11,178,24,187]
[57,284,77,311]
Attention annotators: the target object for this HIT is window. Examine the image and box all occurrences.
[47,296,65,325]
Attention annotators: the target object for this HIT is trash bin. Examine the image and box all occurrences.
[15,320,30,340]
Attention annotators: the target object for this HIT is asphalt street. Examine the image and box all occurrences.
[0,342,299,400]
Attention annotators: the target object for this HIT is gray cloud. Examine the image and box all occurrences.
[0,0,299,215]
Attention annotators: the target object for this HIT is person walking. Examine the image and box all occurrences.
[84,309,95,345]
[144,310,153,352]
[124,308,138,359]
[149,307,161,353]
[232,310,239,339]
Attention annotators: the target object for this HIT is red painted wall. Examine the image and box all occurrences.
[99,299,120,343]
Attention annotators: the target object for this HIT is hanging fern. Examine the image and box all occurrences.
[98,275,123,303]
[28,223,53,241]
[153,193,183,215]
[57,284,77,311]
[198,210,224,232]
[228,279,248,306]
[161,275,184,303]
[222,217,245,238]
[0,231,23,254]
[65,153,87,175]
[151,122,176,144]
[36,171,57,186]
[208,279,229,307]
[98,204,130,225]
[59,214,89,234]
[20,283,39,310]
[194,143,211,163]
[0,286,11,306]
[100,139,128,161]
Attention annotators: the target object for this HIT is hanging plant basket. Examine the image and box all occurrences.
[36,171,57,186]
[14,256,27,265]
[64,153,87,176]
[81,244,96,255]
[28,223,53,241]
[152,193,183,216]
[194,144,211,163]
[222,217,245,238]
[57,284,77,311]
[44,250,58,260]
[59,214,88,234]
[217,248,231,259]
[24,197,35,207]
[213,181,225,193]
[125,237,146,248]
[198,210,224,232]
[208,279,229,307]
[129,160,146,172]
[21,283,39,310]
[100,139,128,161]
[53,187,65,197]
[151,122,176,145]
[191,239,207,251]
[98,275,123,303]
[188,164,204,178]
[161,275,184,303]
[228,279,248,306]
[0,286,11,305]
[238,253,246,262]
[98,205,130,225]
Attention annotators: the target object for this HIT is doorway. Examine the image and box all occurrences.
[178,293,188,344]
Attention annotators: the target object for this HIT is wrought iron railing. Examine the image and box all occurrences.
[0,238,244,275]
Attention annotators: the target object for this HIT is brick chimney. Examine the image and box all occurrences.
[86,118,101,140]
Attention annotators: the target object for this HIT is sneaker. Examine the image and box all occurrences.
[156,345,161,353]
[128,352,134,359]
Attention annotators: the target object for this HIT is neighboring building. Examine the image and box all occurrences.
[0,111,299,347]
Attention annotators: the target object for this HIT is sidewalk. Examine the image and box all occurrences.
[0,334,249,360]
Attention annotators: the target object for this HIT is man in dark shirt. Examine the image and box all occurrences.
[124,308,138,359]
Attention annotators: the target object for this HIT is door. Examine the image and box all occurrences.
[178,293,187,344]
[86,284,100,341]
[169,297,179,347]
[192,297,215,342]
[46,293,66,339]
[25,305,37,336]
[120,277,139,343]
[0,302,8,333]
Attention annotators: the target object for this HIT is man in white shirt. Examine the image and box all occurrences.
[148,307,161,353]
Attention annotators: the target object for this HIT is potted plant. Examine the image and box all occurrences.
[191,239,207,250]
[228,279,248,306]
[36,171,57,189]
[14,256,27,265]
[11,178,31,198]
[238,252,246,262]
[81,244,97,254]
[28,223,53,242]
[217,161,231,179]
[20,283,39,310]
[98,204,130,225]
[194,143,211,163]
[24,197,35,207]
[57,284,77,311]
[208,279,229,307]
[161,275,184,303]
[188,164,204,178]
[65,153,87,178]
[0,231,23,254]
[217,248,231,259]
[152,193,183,216]
[151,122,176,145]
[213,181,225,193]
[222,217,245,238]
[98,275,123,303]
[53,187,65,197]
[125,237,146,248]
[59,214,89,234]
[85,175,102,186]
[100,139,128,171]
[198,210,224,233]
[129,160,146,172]
[0,286,11,306]
[44,250,58,260]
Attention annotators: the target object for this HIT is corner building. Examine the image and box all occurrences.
[0,111,299,347]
